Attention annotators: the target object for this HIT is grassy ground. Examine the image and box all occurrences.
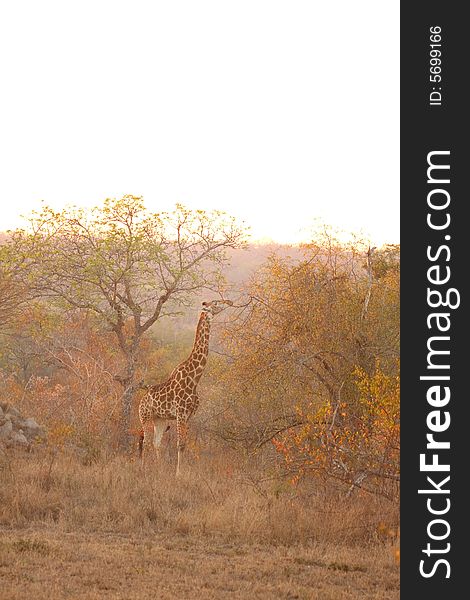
[0,450,399,599]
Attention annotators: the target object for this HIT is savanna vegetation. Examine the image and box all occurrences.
[0,196,399,599]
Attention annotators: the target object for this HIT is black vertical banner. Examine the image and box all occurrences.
[401,2,467,597]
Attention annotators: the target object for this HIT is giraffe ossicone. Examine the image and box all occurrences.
[138,299,232,475]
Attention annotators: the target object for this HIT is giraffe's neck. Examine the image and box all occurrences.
[186,311,211,385]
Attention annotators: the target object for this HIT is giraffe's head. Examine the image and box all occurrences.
[201,299,233,319]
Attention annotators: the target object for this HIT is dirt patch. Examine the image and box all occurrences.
[0,529,398,600]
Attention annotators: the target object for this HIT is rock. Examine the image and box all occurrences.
[22,417,40,430]
[5,405,21,418]
[9,431,29,447]
[0,405,3,418]
[0,403,45,451]
[21,418,46,441]
[0,419,13,440]
[5,413,19,426]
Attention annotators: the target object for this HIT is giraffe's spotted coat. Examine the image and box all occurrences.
[138,300,230,474]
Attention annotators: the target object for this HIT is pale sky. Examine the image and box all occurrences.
[0,1,399,246]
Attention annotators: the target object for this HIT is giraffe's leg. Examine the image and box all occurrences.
[176,415,189,477]
[138,427,145,459]
[139,420,153,468]
[192,393,200,415]
[152,419,168,461]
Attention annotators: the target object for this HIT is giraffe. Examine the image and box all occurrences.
[138,299,232,475]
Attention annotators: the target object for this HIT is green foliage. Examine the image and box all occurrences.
[1,196,247,446]
[5,196,246,331]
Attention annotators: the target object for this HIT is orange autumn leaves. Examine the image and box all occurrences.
[273,361,400,500]
[216,236,399,500]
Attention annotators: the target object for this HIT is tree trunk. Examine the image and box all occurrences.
[121,382,136,452]
[117,352,139,452]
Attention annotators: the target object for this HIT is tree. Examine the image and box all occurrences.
[2,196,247,447]
[215,233,399,499]
[273,360,400,501]
[0,262,27,331]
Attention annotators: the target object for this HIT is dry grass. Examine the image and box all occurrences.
[0,448,399,599]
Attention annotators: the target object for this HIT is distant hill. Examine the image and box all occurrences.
[225,243,303,285]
